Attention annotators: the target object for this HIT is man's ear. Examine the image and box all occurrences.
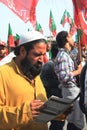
[19,46,27,58]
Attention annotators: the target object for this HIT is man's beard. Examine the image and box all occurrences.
[21,56,42,80]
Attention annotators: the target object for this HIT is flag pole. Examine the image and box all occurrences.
[49,30,52,60]
[77,29,82,63]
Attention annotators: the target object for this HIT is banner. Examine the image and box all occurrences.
[0,0,39,27]
[72,0,87,46]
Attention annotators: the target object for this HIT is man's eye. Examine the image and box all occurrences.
[34,53,41,57]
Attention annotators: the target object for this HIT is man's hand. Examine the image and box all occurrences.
[54,104,74,121]
[63,104,74,115]
[30,100,44,118]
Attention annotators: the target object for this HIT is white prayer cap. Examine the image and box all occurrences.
[19,31,47,45]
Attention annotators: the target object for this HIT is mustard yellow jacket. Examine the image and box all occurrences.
[0,60,48,130]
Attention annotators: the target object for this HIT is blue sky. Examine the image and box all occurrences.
[0,0,73,42]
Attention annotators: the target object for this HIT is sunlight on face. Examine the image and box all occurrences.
[27,42,47,65]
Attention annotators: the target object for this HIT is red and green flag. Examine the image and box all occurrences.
[49,10,57,37]
[36,21,43,34]
[7,23,15,47]
[60,9,72,27]
[60,9,76,35]
[69,19,76,35]
[14,33,20,46]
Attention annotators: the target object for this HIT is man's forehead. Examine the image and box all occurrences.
[30,44,46,55]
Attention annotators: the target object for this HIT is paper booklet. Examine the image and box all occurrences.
[34,94,80,123]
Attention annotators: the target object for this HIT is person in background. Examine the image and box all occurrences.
[0,31,48,130]
[41,41,61,98]
[46,41,52,60]
[43,41,52,63]
[81,46,87,61]
[0,51,16,66]
[0,35,21,66]
[40,41,65,130]
[71,41,78,60]
[54,31,85,130]
[0,41,8,60]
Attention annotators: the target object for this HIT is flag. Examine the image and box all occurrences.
[7,23,15,47]
[72,0,87,46]
[60,9,72,27]
[14,33,20,46]
[69,19,77,35]
[0,0,39,28]
[29,0,39,28]
[60,9,76,35]
[76,29,82,43]
[49,10,57,37]
[36,21,43,34]
[15,34,20,41]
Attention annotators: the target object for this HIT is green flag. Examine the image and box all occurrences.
[15,33,20,41]
[36,21,43,33]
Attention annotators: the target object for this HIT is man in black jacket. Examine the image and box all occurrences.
[79,62,87,121]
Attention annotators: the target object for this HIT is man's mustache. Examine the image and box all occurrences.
[35,61,43,68]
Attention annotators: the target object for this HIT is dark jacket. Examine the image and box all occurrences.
[40,60,62,98]
[79,62,87,115]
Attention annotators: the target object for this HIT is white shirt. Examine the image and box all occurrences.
[0,51,15,66]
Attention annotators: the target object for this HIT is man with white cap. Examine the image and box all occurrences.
[0,31,48,130]
[0,41,8,60]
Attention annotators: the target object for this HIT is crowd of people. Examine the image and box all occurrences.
[0,30,86,130]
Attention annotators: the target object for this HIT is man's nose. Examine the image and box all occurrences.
[38,55,44,62]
